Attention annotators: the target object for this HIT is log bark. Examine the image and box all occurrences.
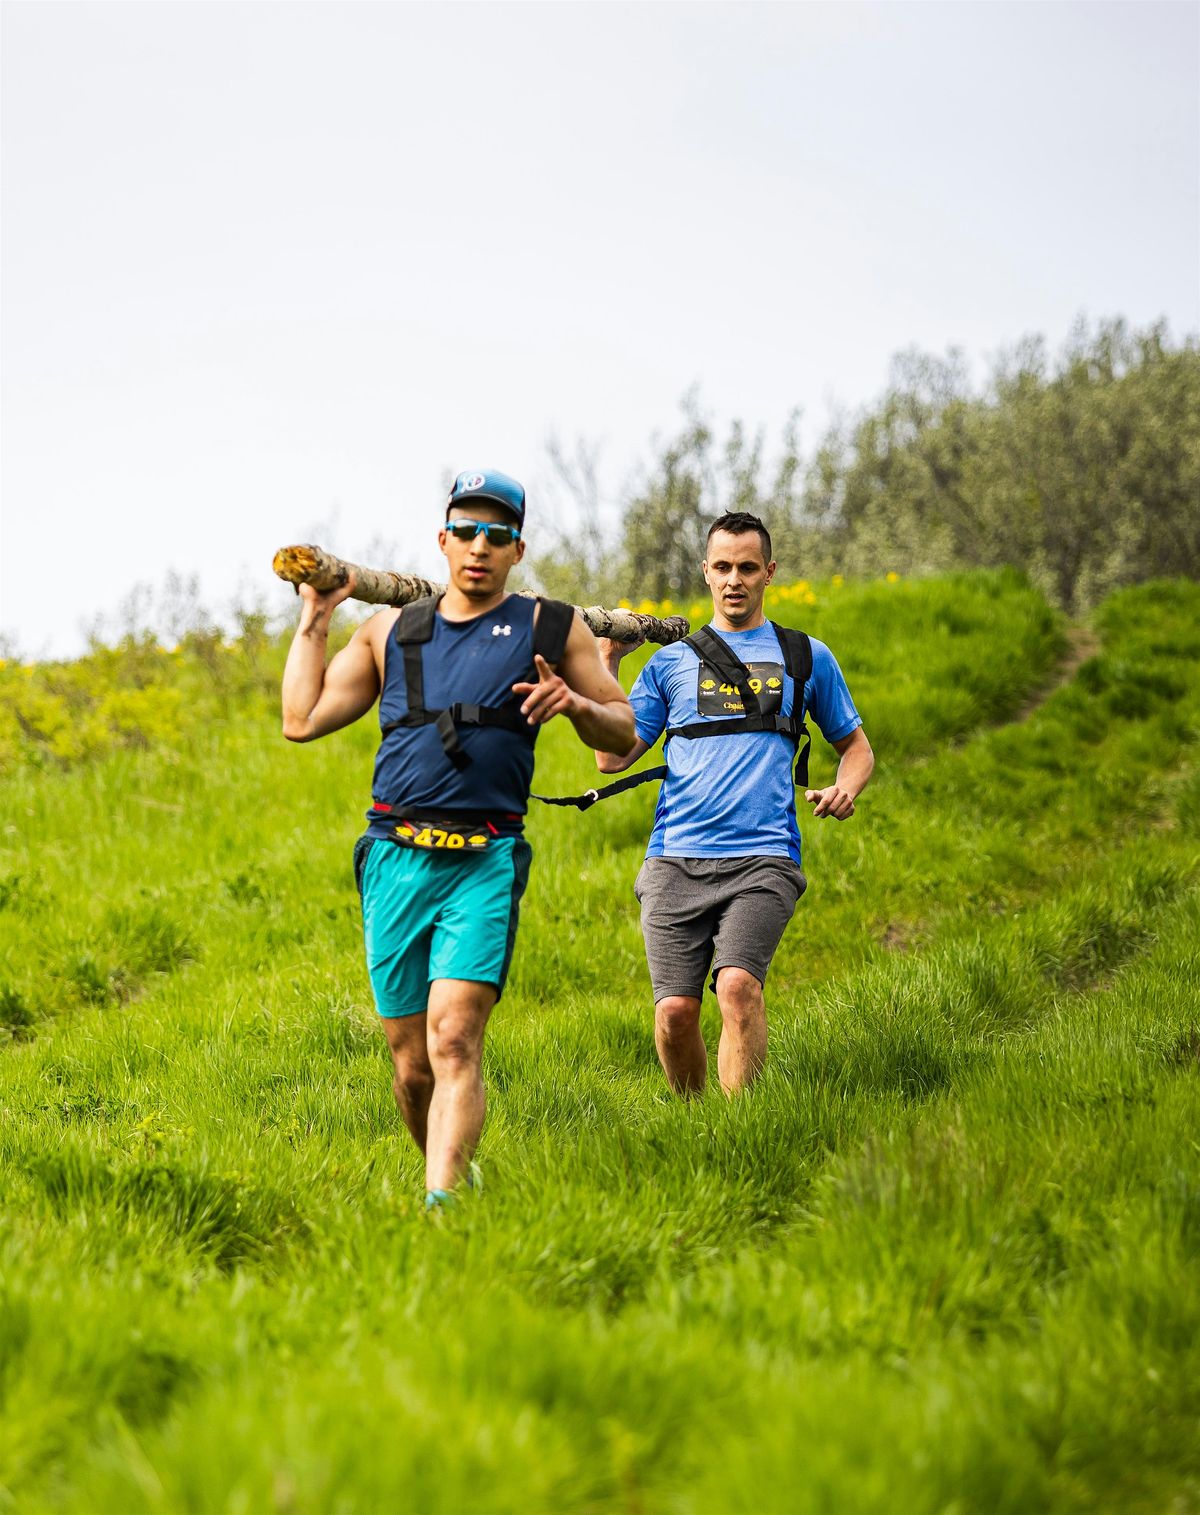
[272,543,690,646]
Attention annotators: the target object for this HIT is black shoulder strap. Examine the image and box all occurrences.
[532,597,574,664]
[385,595,470,769]
[773,622,813,787]
[773,623,813,705]
[393,596,440,646]
[393,597,440,731]
[684,626,763,718]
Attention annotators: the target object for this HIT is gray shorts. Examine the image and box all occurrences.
[633,855,807,1002]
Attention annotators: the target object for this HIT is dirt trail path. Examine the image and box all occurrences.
[1015,622,1100,721]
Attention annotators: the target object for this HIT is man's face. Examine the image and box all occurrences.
[702,529,775,626]
[439,502,525,599]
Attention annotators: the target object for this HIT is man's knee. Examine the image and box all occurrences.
[715,967,764,1019]
[428,1015,482,1074]
[426,980,494,1074]
[655,995,702,1039]
[393,1056,434,1104]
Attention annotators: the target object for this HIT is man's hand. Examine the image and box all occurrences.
[282,572,379,742]
[297,572,358,633]
[513,654,578,726]
[805,785,856,820]
[596,633,645,674]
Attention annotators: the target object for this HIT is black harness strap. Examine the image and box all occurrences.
[679,624,764,719]
[531,764,668,811]
[775,623,813,789]
[382,595,574,773]
[533,598,574,664]
[397,597,436,738]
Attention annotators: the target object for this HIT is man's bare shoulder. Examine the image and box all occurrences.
[354,607,401,647]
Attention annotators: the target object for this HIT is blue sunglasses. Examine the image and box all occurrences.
[446,519,521,547]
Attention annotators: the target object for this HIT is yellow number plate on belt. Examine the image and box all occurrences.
[394,821,489,852]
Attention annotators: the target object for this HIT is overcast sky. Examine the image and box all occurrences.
[2,1,1197,657]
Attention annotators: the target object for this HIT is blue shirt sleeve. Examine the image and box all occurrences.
[629,653,670,748]
[805,639,862,744]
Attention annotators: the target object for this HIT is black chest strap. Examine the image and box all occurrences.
[382,595,573,772]
[665,623,813,784]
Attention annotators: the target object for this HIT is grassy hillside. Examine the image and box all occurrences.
[1,570,1197,1513]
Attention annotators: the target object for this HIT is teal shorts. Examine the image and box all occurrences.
[356,835,533,1018]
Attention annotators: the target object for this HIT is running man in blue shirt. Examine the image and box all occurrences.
[282,470,635,1205]
[596,511,874,1097]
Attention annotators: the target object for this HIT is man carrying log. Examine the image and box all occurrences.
[281,470,635,1207]
[595,511,874,1098]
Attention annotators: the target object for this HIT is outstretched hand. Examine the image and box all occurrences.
[513,654,578,726]
[805,784,856,820]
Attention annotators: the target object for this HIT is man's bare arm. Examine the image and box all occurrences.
[511,612,635,754]
[281,581,382,742]
[589,632,652,772]
[595,734,651,775]
[805,726,874,820]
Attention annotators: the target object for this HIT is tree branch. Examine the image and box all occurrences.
[272,544,690,646]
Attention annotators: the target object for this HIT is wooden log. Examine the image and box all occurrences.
[272,543,690,646]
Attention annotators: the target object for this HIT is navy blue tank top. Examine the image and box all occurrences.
[367,595,541,837]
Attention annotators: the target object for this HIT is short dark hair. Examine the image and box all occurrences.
[706,511,772,564]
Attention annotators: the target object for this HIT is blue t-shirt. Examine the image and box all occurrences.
[629,622,861,863]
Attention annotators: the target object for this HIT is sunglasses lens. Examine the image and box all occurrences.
[447,521,518,545]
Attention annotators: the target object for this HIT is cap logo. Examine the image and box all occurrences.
[461,473,486,492]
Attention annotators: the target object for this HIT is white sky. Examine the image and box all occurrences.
[2,0,1197,658]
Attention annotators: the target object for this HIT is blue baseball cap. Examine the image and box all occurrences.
[446,469,525,527]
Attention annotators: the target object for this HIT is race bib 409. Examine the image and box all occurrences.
[696,661,784,717]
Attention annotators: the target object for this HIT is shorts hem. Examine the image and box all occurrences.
[650,983,707,1005]
[428,974,503,999]
[709,957,769,993]
[375,1001,428,1020]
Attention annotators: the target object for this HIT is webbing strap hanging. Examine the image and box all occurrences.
[531,765,668,811]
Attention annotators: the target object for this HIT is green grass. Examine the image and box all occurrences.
[0,570,1197,1512]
